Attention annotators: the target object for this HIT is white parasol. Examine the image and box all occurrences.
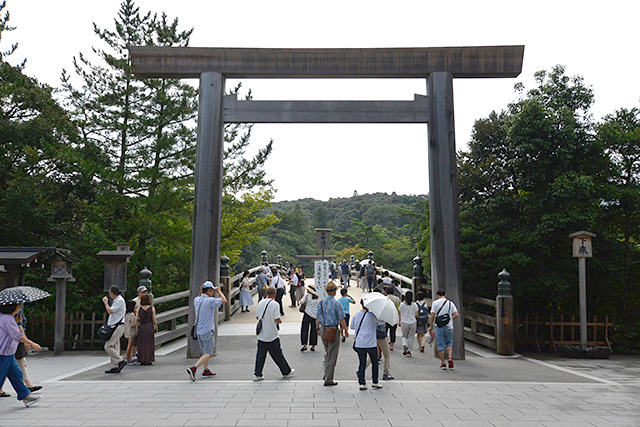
[361,292,399,326]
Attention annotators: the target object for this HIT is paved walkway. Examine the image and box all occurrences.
[1,279,640,426]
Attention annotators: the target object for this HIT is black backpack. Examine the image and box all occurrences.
[417,302,429,324]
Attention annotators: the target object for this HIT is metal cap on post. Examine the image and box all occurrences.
[496,268,515,355]
[139,267,152,297]
[261,250,268,264]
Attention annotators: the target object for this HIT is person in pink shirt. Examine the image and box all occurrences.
[0,303,41,407]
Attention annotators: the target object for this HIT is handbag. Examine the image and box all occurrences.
[435,300,451,328]
[256,300,272,335]
[190,297,205,340]
[95,318,123,341]
[15,342,28,360]
[299,302,307,313]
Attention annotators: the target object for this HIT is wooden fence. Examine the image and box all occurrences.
[515,313,612,352]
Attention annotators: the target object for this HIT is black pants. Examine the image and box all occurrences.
[301,313,318,346]
[289,285,297,306]
[275,288,285,315]
[355,346,378,385]
[387,324,397,344]
[254,338,292,377]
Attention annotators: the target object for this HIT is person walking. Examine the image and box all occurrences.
[340,260,351,288]
[295,265,306,304]
[364,260,376,292]
[253,286,295,381]
[415,291,430,353]
[12,307,42,393]
[316,281,348,386]
[337,288,355,342]
[270,268,287,315]
[299,285,320,352]
[239,270,254,312]
[351,301,383,390]
[102,285,127,374]
[136,294,157,365]
[0,303,41,407]
[124,300,138,365]
[256,267,269,301]
[399,290,418,357]
[287,267,299,308]
[187,281,227,381]
[384,286,400,351]
[429,289,459,370]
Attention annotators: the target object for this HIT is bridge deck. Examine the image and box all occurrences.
[2,278,638,425]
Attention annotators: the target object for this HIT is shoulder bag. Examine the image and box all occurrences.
[256,300,272,335]
[353,311,370,349]
[435,300,451,328]
[95,317,124,341]
[190,298,204,340]
[320,300,338,343]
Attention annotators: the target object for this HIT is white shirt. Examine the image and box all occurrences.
[289,273,298,287]
[301,293,320,318]
[256,298,281,342]
[381,277,392,285]
[107,295,126,326]
[350,310,380,348]
[430,298,458,330]
[400,302,418,325]
[271,276,286,290]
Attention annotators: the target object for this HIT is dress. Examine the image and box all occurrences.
[239,277,254,306]
[137,306,155,364]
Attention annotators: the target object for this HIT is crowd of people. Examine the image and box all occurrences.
[186,262,460,386]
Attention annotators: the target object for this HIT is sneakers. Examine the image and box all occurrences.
[382,374,394,380]
[23,395,41,407]
[202,369,216,378]
[105,367,120,374]
[372,383,383,389]
[440,363,447,370]
[406,351,412,357]
[448,358,454,369]
[253,375,264,382]
[341,336,346,342]
[359,384,368,390]
[283,368,295,379]
[402,346,408,356]
[117,360,126,372]
[187,366,197,381]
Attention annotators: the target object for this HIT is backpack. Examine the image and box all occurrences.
[365,265,375,277]
[417,302,429,324]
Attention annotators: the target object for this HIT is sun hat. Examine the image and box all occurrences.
[326,281,337,292]
[307,284,317,296]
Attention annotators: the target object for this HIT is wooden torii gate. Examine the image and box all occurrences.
[129,46,525,358]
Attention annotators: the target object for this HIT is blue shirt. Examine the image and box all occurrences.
[194,295,223,335]
[338,296,354,316]
[256,272,269,287]
[316,295,345,327]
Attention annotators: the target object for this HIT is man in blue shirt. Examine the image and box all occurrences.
[256,269,269,301]
[316,281,348,386]
[187,281,227,381]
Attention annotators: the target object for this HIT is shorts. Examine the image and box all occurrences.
[435,326,454,351]
[198,330,215,355]
[416,322,428,334]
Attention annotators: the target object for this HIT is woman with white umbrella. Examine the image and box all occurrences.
[350,300,384,391]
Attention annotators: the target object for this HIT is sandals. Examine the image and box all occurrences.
[300,346,308,352]
[0,391,10,398]
[310,346,315,351]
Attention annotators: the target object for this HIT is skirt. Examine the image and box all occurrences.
[239,289,254,306]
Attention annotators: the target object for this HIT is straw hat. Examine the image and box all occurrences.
[307,284,317,296]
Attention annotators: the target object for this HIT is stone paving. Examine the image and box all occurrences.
[1,281,640,426]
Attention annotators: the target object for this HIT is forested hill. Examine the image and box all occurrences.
[235,192,427,275]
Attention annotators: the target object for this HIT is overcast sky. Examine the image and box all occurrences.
[6,1,640,201]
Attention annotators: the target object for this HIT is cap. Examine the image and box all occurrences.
[137,286,148,293]
[202,281,215,290]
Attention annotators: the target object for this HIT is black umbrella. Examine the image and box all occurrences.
[0,286,51,305]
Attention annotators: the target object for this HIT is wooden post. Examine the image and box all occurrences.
[427,71,465,360]
[187,71,226,358]
[496,269,514,355]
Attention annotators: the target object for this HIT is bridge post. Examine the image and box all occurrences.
[221,255,231,322]
[412,255,425,295]
[427,71,465,360]
[187,71,226,358]
[496,269,515,355]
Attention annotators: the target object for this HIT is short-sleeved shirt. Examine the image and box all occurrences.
[365,265,376,277]
[381,277,392,285]
[194,295,223,335]
[341,264,350,274]
[256,272,269,288]
[289,273,298,287]
[271,276,286,290]
[338,296,354,316]
[256,298,280,342]
[107,295,126,326]
[0,313,23,355]
[350,311,379,348]
[301,293,320,318]
[431,298,458,330]
[400,302,418,325]
[317,295,345,327]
